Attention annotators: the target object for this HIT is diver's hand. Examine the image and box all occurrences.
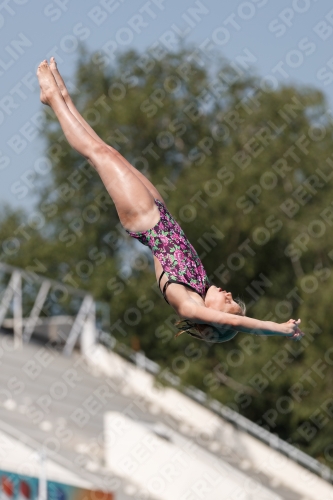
[284,319,304,341]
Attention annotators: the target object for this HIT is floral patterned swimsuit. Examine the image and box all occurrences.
[126,200,210,303]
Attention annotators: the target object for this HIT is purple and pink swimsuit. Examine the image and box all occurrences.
[126,200,211,303]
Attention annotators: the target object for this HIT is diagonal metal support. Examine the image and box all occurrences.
[23,280,51,343]
[63,295,94,356]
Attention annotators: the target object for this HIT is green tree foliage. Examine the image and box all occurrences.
[1,46,333,467]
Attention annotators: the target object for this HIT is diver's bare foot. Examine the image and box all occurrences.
[37,60,59,106]
[49,56,70,101]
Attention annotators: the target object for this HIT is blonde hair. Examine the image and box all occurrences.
[175,297,246,343]
[234,297,246,315]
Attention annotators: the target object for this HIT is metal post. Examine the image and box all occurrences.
[12,271,22,347]
[0,270,20,326]
[0,270,22,346]
[38,450,47,500]
[80,300,97,356]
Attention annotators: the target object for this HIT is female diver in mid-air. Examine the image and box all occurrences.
[37,58,304,343]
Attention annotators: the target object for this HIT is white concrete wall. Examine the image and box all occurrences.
[104,412,282,500]
[234,429,333,500]
[87,344,333,500]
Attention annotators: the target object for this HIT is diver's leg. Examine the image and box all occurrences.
[49,57,166,205]
[37,60,159,232]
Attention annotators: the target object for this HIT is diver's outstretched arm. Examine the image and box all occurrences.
[179,301,304,339]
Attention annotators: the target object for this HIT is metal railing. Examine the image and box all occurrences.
[0,262,99,356]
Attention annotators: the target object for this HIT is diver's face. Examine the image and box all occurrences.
[204,286,242,315]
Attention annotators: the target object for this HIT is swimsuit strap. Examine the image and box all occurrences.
[159,271,171,304]
[158,271,166,289]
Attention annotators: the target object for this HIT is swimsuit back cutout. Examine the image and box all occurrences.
[126,200,210,302]
[158,270,206,304]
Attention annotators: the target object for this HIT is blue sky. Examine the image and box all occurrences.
[1,0,333,211]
